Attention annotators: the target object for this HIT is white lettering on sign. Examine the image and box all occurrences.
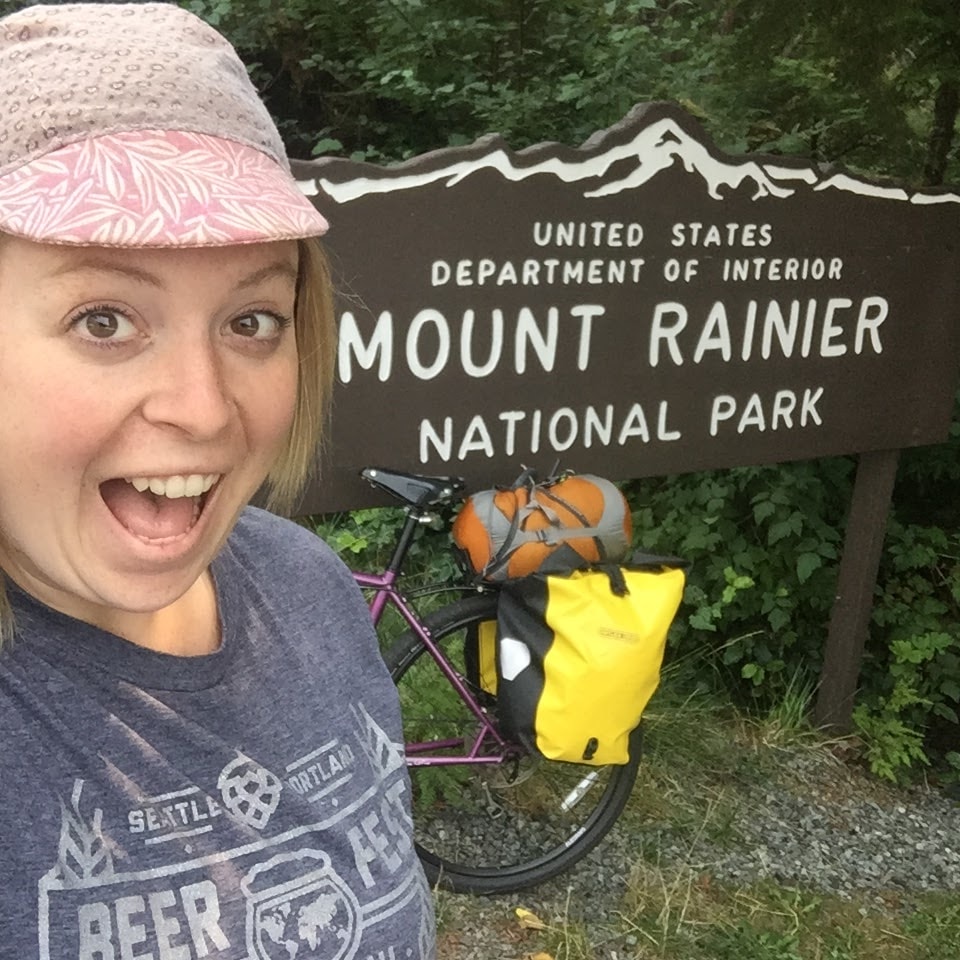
[461,309,504,377]
[648,297,887,366]
[516,307,557,374]
[419,402,683,463]
[338,305,605,382]
[709,387,824,435]
[670,222,774,247]
[722,256,843,282]
[405,309,450,379]
[430,256,646,286]
[532,220,645,247]
[339,310,393,382]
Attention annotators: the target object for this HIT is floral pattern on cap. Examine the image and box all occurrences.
[0,3,329,247]
[0,130,328,246]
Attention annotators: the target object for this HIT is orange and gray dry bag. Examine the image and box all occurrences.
[452,470,632,582]
[493,557,687,765]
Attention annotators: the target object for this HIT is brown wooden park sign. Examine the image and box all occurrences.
[290,102,960,730]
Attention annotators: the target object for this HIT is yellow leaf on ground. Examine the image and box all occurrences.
[514,907,547,930]
[522,953,555,960]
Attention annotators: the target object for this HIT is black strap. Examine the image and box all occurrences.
[629,550,690,570]
[536,484,609,562]
[483,475,605,578]
[480,469,539,579]
[480,470,630,580]
[596,563,629,596]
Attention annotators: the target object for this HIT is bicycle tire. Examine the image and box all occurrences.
[383,593,642,895]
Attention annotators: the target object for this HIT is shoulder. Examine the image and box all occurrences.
[225,506,345,579]
[216,506,365,623]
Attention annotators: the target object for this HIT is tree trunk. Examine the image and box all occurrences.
[923,78,959,187]
[718,3,737,35]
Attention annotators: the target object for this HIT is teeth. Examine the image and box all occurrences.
[126,474,220,499]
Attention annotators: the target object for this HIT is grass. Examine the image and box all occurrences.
[434,686,960,960]
[525,877,960,960]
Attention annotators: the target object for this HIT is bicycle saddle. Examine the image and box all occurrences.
[361,467,466,507]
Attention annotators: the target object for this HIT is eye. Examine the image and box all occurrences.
[228,310,291,341]
[70,306,139,344]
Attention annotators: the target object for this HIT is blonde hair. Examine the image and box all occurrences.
[264,236,336,514]
[0,236,336,645]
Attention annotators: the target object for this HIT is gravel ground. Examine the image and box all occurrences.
[431,745,960,958]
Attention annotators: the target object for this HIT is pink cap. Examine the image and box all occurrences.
[0,3,329,247]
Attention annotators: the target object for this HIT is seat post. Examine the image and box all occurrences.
[385,507,426,575]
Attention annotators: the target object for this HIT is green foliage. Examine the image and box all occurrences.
[314,507,405,563]
[626,459,852,707]
[852,520,960,780]
[698,1,960,184]
[311,504,461,589]
[174,0,960,187]
[700,922,802,960]
[180,0,723,161]
[896,393,960,522]
[903,898,960,959]
[852,700,930,783]
[622,449,960,781]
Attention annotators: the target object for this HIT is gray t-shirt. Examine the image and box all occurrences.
[0,506,436,960]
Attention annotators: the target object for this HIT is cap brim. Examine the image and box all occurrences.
[0,130,329,247]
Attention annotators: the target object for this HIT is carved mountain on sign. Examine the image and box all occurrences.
[297,102,959,207]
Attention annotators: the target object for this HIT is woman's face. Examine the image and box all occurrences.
[0,236,300,624]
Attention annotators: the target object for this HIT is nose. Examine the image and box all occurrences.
[140,339,234,440]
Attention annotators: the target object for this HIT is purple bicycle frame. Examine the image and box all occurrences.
[354,567,509,768]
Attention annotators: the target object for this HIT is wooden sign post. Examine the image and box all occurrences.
[291,102,960,730]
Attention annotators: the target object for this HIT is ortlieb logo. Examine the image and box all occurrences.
[599,627,640,642]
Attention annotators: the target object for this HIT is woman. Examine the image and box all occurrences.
[0,4,436,958]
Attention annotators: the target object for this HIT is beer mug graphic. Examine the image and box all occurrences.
[241,848,362,960]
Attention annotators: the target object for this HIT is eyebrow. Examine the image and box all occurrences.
[236,260,300,290]
[49,256,300,290]
[50,258,166,287]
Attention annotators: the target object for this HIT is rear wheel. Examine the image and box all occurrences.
[383,593,642,894]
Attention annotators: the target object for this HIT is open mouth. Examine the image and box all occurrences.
[100,474,221,543]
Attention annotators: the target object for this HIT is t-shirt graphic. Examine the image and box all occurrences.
[0,508,436,960]
[41,700,431,960]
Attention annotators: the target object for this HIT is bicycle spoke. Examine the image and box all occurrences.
[384,594,641,893]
